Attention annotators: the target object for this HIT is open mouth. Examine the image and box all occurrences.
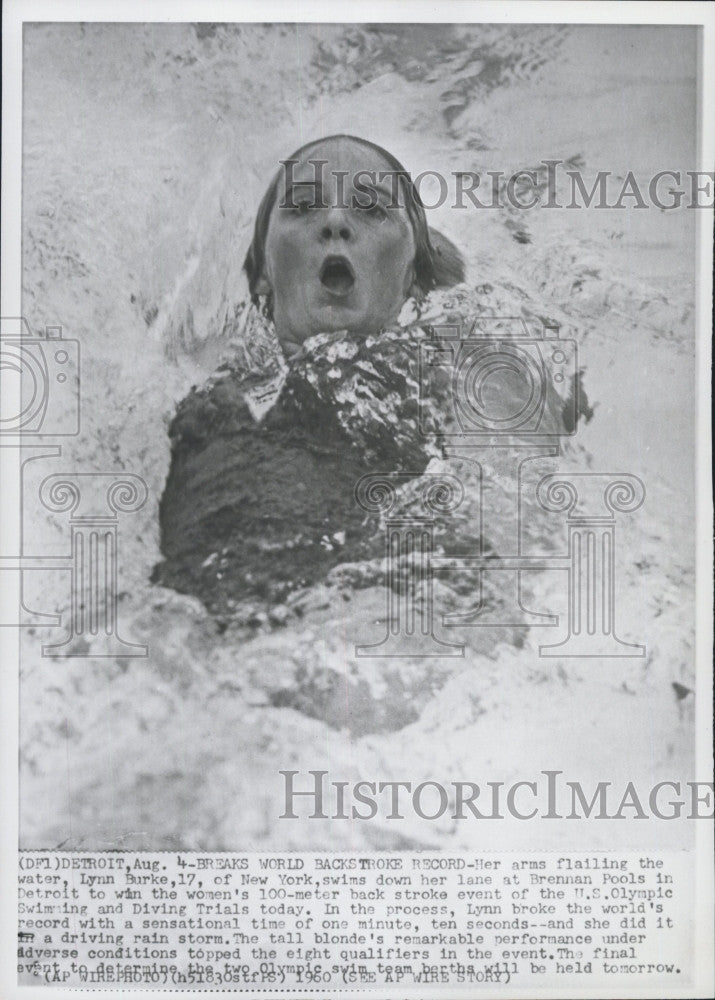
[319,255,355,297]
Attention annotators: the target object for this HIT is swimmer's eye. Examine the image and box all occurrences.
[360,202,388,222]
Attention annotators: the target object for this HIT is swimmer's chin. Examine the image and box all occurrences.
[276,304,406,354]
[278,320,391,359]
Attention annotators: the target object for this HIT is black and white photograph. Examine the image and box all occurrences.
[1,1,713,996]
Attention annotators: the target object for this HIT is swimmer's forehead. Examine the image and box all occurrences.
[279,138,404,195]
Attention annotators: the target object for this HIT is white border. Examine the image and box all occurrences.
[2,3,713,999]
[693,15,715,996]
[2,0,715,24]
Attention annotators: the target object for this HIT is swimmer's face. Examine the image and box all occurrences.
[259,138,417,348]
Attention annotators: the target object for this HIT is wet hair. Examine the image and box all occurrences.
[243,134,464,317]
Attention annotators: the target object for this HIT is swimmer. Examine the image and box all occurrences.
[243,134,464,355]
[160,138,581,611]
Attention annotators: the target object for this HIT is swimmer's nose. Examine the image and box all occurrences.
[319,207,353,242]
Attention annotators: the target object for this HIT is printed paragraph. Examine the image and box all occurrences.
[17,852,692,990]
